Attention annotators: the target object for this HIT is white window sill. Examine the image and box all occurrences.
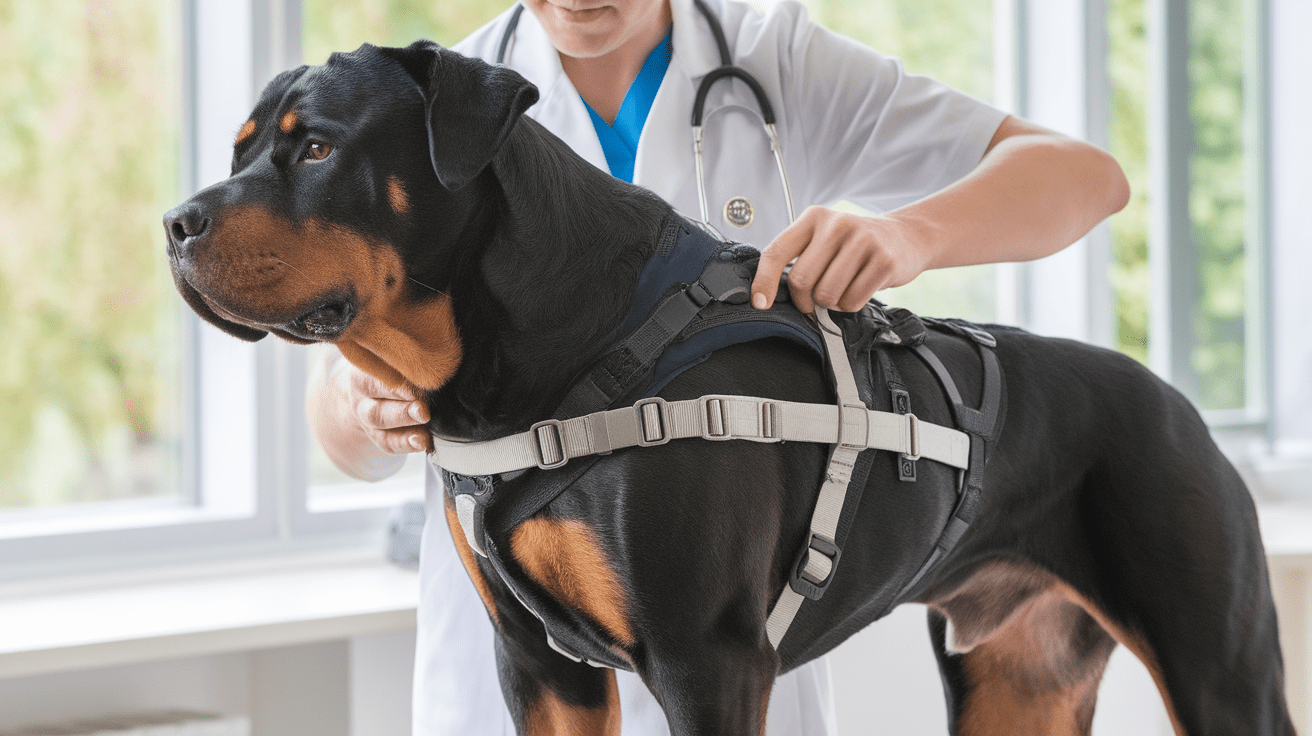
[0,502,1305,683]
[0,548,417,679]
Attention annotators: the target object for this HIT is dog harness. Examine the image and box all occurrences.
[429,215,1003,666]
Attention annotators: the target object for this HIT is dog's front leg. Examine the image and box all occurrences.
[494,629,621,736]
[637,638,779,736]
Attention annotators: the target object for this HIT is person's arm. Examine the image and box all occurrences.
[306,346,432,482]
[751,115,1130,313]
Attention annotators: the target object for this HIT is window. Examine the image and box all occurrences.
[1110,0,1266,422]
[803,0,1004,324]
[0,2,184,511]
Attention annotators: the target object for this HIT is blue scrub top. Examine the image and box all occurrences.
[583,33,673,183]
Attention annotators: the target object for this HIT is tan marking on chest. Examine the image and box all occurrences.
[280,110,298,132]
[444,497,500,627]
[236,119,256,144]
[525,670,621,736]
[511,518,635,646]
[387,175,410,214]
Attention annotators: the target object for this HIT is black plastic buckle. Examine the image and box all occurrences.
[788,534,842,600]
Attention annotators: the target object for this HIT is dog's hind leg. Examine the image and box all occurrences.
[493,631,622,736]
[927,562,1117,736]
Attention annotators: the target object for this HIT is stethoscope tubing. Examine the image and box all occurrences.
[496,0,796,227]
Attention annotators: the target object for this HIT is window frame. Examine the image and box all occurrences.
[2,0,1303,579]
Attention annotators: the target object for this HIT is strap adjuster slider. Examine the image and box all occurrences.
[903,413,921,461]
[531,420,568,469]
[635,398,671,446]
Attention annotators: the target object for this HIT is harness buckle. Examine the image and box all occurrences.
[903,413,921,461]
[635,398,671,446]
[531,420,569,469]
[788,534,842,600]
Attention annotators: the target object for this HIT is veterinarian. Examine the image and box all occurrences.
[306,0,1130,732]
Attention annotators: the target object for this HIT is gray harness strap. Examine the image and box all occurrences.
[430,219,1002,659]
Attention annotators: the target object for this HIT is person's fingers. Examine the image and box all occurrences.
[365,425,432,454]
[356,394,428,432]
[751,208,819,309]
[781,218,845,314]
[347,363,416,401]
[810,239,872,311]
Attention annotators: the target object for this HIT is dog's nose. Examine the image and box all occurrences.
[163,202,211,261]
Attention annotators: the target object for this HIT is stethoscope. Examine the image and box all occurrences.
[496,0,797,228]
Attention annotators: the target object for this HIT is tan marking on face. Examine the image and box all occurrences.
[511,517,635,646]
[525,670,621,736]
[387,175,410,214]
[280,109,298,132]
[444,497,500,627]
[189,207,463,392]
[236,119,256,144]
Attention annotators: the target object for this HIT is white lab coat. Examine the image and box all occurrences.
[415,0,1007,733]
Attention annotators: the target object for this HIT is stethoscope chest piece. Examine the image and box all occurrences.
[723,196,754,228]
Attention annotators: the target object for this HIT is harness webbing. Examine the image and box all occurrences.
[429,217,1003,661]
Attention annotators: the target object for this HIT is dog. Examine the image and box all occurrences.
[163,41,1294,735]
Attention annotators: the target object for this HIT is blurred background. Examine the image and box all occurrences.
[0,0,1308,734]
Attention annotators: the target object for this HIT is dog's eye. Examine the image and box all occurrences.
[303,141,332,162]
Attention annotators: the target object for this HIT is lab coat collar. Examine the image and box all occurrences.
[634,0,723,200]
[511,7,609,173]
[507,0,727,199]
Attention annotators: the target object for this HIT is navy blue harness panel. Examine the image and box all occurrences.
[441,214,1005,671]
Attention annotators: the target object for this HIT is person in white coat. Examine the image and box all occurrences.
[306,0,1130,733]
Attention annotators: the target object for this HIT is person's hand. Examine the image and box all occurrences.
[307,348,430,481]
[750,206,931,314]
[332,358,433,455]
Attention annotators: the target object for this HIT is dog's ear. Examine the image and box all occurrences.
[171,271,268,342]
[378,41,539,190]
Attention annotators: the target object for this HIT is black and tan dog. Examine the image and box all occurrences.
[163,41,1294,735]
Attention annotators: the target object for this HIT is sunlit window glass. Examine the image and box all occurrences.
[1110,0,1254,412]
[802,0,998,322]
[0,1,184,509]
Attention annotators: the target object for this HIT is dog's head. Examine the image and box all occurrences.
[162,42,538,391]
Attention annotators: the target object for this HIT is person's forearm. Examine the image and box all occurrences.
[896,131,1130,271]
[306,347,408,482]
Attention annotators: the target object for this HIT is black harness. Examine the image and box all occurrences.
[439,215,1004,668]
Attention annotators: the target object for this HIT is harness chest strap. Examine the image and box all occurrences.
[428,391,969,477]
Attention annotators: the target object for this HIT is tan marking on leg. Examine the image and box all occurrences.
[525,670,621,736]
[236,119,256,144]
[956,588,1113,736]
[443,497,499,627]
[279,109,298,132]
[1056,583,1187,736]
[511,518,635,646]
[387,175,410,214]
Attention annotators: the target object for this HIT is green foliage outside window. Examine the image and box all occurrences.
[0,0,183,508]
[1109,0,1250,410]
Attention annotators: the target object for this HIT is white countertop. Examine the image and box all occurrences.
[0,504,1309,681]
[0,549,418,679]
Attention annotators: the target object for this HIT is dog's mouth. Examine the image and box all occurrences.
[292,298,356,339]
